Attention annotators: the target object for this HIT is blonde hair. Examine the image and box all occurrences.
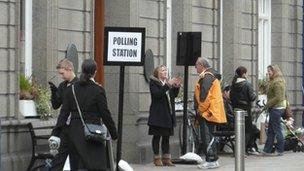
[56,59,74,71]
[267,64,285,82]
[153,65,166,78]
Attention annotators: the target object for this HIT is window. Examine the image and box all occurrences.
[258,0,271,78]
[20,0,32,78]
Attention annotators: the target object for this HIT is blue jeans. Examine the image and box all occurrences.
[199,118,218,162]
[263,108,285,153]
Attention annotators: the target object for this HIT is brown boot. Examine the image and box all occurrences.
[162,154,175,166]
[153,155,163,166]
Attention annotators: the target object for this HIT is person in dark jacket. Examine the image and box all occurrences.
[230,66,257,154]
[148,65,181,166]
[60,59,118,170]
[48,59,78,170]
[218,85,234,131]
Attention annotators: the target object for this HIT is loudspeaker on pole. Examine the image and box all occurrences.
[176,32,201,66]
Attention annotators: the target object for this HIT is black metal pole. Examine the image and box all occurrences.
[116,65,125,170]
[182,66,189,155]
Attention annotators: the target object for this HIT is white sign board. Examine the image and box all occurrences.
[104,27,145,66]
[107,32,142,62]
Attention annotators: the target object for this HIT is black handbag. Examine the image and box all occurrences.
[72,85,107,144]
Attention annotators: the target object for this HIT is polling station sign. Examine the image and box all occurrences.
[104,27,145,66]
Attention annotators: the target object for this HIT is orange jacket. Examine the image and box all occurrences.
[194,71,227,124]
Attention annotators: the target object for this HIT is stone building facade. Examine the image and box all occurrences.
[0,0,303,170]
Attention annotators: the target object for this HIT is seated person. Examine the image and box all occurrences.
[218,85,234,131]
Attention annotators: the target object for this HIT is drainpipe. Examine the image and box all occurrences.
[219,0,223,75]
[166,0,172,76]
[25,0,32,78]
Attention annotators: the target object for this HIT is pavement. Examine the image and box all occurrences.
[130,152,304,171]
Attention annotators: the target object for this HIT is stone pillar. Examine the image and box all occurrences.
[222,0,243,82]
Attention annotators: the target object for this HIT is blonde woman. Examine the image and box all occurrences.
[262,65,287,156]
[148,65,181,166]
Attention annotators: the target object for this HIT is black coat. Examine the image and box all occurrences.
[51,77,79,109]
[230,78,256,113]
[148,76,179,129]
[219,97,234,130]
[51,77,78,137]
[60,80,118,170]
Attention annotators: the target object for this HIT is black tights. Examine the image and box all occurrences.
[152,135,170,155]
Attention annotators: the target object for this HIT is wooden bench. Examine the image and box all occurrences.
[26,122,54,171]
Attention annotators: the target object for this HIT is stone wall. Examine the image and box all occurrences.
[0,1,303,169]
[0,0,19,119]
[271,1,303,106]
[1,0,95,170]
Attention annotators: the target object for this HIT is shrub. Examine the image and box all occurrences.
[19,74,38,100]
[35,85,53,120]
[258,78,268,94]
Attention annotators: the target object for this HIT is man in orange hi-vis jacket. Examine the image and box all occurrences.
[194,57,226,169]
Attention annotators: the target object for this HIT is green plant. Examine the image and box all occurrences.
[20,74,38,100]
[258,78,268,94]
[35,85,53,120]
[19,74,53,119]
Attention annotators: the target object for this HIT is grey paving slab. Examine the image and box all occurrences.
[130,152,304,171]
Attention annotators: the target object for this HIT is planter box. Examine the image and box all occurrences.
[19,100,37,117]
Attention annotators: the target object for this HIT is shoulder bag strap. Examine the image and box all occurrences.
[72,84,86,127]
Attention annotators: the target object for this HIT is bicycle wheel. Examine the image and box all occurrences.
[179,122,199,153]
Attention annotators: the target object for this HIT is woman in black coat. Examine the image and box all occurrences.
[60,59,118,170]
[148,65,181,166]
[230,66,257,154]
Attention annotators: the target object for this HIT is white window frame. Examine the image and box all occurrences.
[23,0,33,78]
[258,0,271,79]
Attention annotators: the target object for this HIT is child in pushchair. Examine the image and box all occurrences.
[282,118,304,152]
[255,99,304,153]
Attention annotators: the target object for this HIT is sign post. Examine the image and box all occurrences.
[104,27,145,170]
[176,32,201,154]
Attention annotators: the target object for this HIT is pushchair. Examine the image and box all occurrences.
[282,118,304,152]
[255,99,304,152]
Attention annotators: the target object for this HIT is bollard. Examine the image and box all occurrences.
[0,119,1,170]
[235,109,246,171]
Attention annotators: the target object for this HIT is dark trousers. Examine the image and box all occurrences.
[199,118,218,162]
[152,135,170,155]
[245,115,255,151]
[48,126,70,171]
